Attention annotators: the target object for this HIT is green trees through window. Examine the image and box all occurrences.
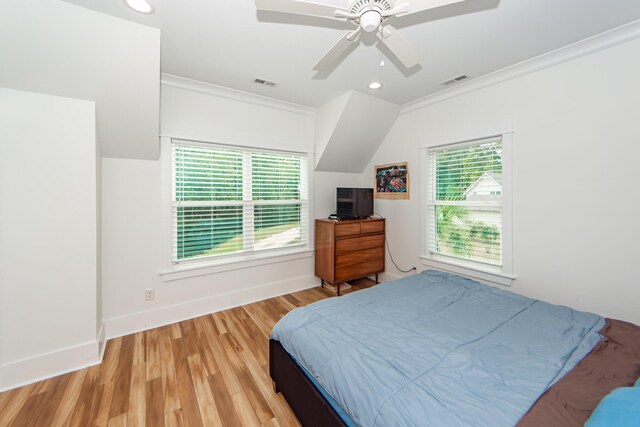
[172,143,307,262]
[430,138,503,265]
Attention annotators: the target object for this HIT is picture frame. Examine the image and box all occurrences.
[374,162,409,199]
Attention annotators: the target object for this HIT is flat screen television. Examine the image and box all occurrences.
[336,188,374,219]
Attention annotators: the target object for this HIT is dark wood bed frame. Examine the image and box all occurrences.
[269,339,347,427]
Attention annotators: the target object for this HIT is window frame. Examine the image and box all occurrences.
[420,132,514,286]
[159,137,314,281]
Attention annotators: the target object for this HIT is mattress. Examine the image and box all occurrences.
[270,270,605,427]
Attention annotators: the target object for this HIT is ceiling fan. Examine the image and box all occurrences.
[255,0,468,72]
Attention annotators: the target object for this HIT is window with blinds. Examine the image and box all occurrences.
[172,141,308,262]
[426,137,503,266]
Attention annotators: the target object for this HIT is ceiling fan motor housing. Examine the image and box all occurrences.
[349,0,392,32]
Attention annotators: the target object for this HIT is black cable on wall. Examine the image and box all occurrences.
[371,213,416,274]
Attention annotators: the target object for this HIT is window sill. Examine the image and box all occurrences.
[420,255,515,287]
[160,248,314,282]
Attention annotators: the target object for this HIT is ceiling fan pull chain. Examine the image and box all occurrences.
[380,27,385,67]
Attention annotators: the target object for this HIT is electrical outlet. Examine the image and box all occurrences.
[145,288,155,301]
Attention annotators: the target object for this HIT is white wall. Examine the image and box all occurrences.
[364,37,640,324]
[0,88,100,391]
[315,93,349,169]
[96,131,104,353]
[0,0,157,390]
[314,172,365,218]
[0,0,160,160]
[161,76,313,153]
[101,79,359,337]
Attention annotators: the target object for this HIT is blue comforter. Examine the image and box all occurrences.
[271,270,604,427]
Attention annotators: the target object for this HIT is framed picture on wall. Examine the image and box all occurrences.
[374,162,409,199]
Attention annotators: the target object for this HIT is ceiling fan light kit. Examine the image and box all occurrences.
[360,10,382,32]
[255,0,468,72]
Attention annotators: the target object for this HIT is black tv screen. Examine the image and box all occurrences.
[336,188,374,219]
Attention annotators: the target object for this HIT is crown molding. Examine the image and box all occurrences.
[400,19,640,115]
[160,74,316,117]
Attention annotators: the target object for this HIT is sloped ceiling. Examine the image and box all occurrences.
[0,0,160,160]
[59,0,640,108]
[315,91,400,173]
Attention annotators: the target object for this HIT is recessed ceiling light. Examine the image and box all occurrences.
[368,82,383,90]
[124,0,154,14]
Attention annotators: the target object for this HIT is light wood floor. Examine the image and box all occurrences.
[0,279,373,427]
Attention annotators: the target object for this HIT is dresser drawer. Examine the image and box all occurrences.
[335,234,384,253]
[335,258,384,282]
[335,247,384,268]
[361,220,384,234]
[335,222,361,237]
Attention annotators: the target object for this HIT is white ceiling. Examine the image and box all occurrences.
[61,0,640,108]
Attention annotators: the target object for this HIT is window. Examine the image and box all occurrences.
[422,133,513,283]
[171,140,309,263]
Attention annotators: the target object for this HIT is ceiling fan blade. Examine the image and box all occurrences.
[400,0,468,16]
[255,0,349,19]
[378,25,422,68]
[313,30,360,72]
[381,2,410,17]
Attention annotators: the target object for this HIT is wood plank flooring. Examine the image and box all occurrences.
[0,279,373,427]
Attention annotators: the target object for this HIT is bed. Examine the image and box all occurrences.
[269,270,640,427]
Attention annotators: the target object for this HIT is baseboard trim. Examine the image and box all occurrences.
[380,271,411,282]
[98,322,107,359]
[105,274,320,339]
[0,339,102,393]
[0,276,319,392]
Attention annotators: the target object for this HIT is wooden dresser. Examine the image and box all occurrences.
[315,218,385,295]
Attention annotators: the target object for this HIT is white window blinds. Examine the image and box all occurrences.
[427,137,503,266]
[172,141,308,262]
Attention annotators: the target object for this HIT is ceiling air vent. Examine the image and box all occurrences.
[252,77,279,87]
[441,74,469,86]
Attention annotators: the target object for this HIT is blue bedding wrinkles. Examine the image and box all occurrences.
[271,270,604,427]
